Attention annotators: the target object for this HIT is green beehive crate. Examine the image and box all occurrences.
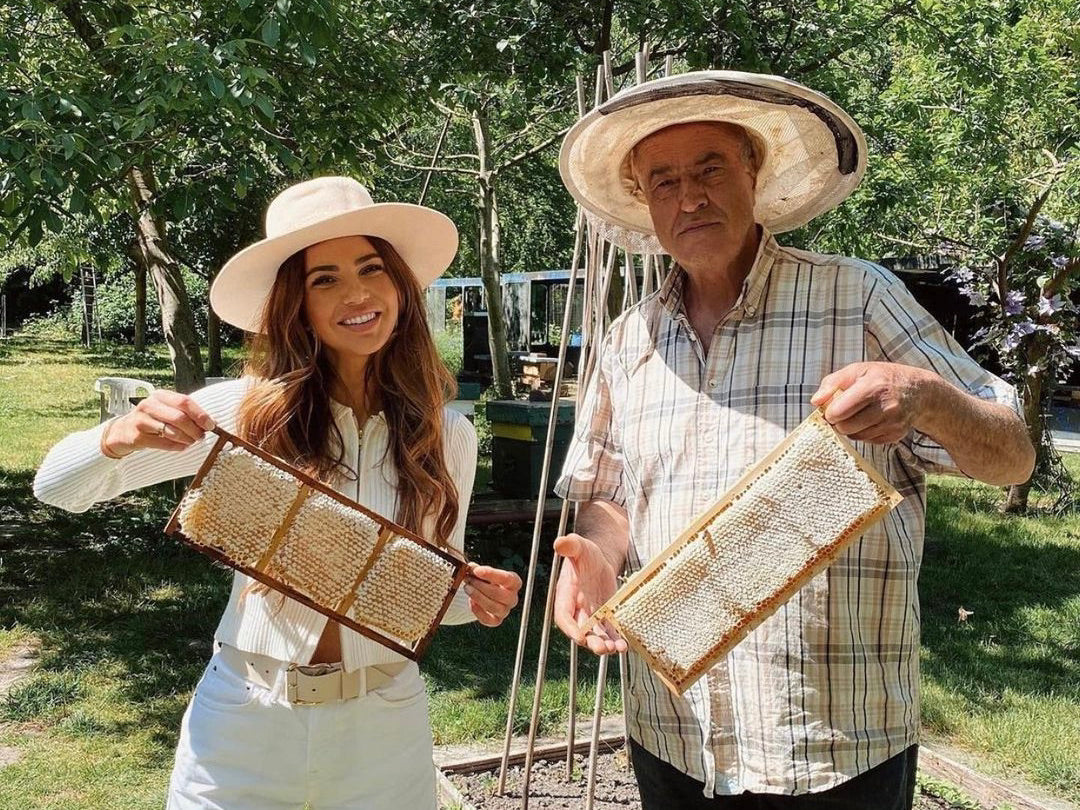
[485,399,575,498]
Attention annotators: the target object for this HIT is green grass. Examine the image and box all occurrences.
[0,336,1077,808]
[919,466,1080,803]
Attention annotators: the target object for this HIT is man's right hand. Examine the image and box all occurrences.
[553,533,628,655]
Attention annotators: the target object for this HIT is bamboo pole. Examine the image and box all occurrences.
[584,654,610,810]
[518,551,563,809]
[510,48,663,809]
[619,651,631,770]
[418,112,452,206]
[564,640,579,778]
[496,204,587,795]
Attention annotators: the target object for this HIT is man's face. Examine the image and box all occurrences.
[631,122,758,271]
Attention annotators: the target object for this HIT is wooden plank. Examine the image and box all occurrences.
[919,745,1069,810]
[440,735,625,775]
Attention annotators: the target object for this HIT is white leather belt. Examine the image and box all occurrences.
[217,645,407,705]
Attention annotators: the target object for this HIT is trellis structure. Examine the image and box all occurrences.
[495,47,674,810]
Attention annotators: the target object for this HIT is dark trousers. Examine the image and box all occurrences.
[629,739,918,810]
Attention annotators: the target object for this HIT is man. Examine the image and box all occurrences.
[552,71,1034,809]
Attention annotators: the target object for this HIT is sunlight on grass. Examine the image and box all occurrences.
[919,460,1080,803]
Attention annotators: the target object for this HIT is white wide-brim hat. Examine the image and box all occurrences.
[211,176,458,332]
[559,70,867,253]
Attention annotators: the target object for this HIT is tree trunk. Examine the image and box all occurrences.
[593,0,614,55]
[134,256,146,352]
[207,304,222,377]
[127,165,205,393]
[57,1,200,387]
[473,108,513,399]
[1002,335,1048,513]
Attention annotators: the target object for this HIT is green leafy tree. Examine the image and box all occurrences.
[378,0,596,398]
[0,0,409,389]
[820,0,1080,510]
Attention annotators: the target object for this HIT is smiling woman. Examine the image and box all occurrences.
[32,177,523,810]
[302,236,403,389]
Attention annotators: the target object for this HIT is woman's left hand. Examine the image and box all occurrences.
[464,564,522,627]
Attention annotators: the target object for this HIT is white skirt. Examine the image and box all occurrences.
[166,647,437,810]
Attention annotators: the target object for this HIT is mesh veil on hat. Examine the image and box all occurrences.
[211,177,458,332]
[559,71,867,253]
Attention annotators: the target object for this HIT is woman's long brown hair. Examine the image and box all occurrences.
[234,236,459,547]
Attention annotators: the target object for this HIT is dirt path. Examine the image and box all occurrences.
[0,639,40,768]
[444,749,980,810]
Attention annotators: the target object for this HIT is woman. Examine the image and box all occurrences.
[34,177,522,810]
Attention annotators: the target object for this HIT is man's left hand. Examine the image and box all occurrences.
[811,361,937,444]
[465,564,522,627]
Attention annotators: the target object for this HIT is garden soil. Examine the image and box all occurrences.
[446,749,980,810]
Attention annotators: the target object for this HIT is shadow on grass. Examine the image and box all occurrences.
[0,336,180,388]
[919,479,1080,719]
[0,469,228,749]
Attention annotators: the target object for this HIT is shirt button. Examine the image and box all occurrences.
[708,379,719,388]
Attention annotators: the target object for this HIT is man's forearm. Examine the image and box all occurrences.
[575,499,631,573]
[915,378,1035,486]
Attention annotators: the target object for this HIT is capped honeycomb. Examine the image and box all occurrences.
[167,429,467,660]
[597,412,901,693]
[350,536,458,643]
[265,491,382,609]
[177,446,300,568]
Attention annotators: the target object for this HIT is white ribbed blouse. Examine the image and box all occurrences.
[33,378,478,672]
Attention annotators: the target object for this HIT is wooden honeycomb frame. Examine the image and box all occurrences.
[165,427,468,660]
[589,410,904,694]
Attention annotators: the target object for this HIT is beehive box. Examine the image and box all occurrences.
[166,428,468,660]
[590,410,903,693]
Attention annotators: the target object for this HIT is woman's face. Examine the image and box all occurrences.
[302,235,401,372]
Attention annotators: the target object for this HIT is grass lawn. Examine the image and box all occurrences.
[0,336,618,809]
[0,336,1077,808]
[920,467,1080,802]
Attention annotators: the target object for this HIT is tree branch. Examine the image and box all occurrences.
[1041,257,1080,300]
[1000,176,1060,270]
[55,0,108,55]
[493,126,570,174]
[385,158,479,177]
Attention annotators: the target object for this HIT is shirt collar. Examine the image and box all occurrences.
[658,227,779,320]
[330,398,385,424]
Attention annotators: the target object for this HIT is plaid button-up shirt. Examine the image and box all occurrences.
[555,231,1019,796]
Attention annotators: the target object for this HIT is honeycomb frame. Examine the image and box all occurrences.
[165,427,468,660]
[589,410,904,694]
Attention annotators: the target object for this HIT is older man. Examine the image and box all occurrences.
[552,72,1034,809]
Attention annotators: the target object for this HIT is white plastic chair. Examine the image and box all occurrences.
[94,377,156,423]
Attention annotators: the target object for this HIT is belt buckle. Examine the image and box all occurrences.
[285,667,307,705]
[285,664,360,705]
[286,665,329,705]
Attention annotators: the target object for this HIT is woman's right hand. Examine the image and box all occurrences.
[101,390,216,459]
